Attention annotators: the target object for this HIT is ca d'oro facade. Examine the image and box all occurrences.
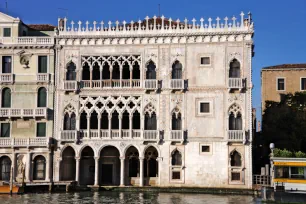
[0,11,254,189]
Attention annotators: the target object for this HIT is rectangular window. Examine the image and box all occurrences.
[172,171,181,180]
[200,57,210,65]
[0,123,10,137]
[277,78,285,91]
[3,28,11,37]
[38,56,48,73]
[290,167,304,179]
[36,123,46,137]
[201,145,210,153]
[231,172,240,181]
[2,56,11,73]
[301,78,306,91]
[275,166,289,178]
[200,102,210,113]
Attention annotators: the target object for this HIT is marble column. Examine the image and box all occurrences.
[94,157,99,186]
[87,116,90,138]
[46,152,50,181]
[25,152,31,182]
[120,157,125,186]
[139,157,144,187]
[75,157,80,183]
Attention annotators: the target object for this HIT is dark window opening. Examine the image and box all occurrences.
[90,111,98,129]
[82,63,90,80]
[0,156,11,181]
[1,88,11,108]
[2,56,11,73]
[80,112,88,130]
[301,78,306,91]
[33,156,46,180]
[3,28,11,37]
[229,59,240,78]
[172,113,182,130]
[200,57,210,65]
[66,62,76,80]
[229,113,242,130]
[101,112,109,129]
[200,102,210,113]
[37,87,47,107]
[102,63,110,79]
[92,62,100,80]
[111,111,119,129]
[230,151,242,167]
[112,62,120,79]
[36,123,46,137]
[144,113,156,130]
[146,61,156,79]
[132,111,140,129]
[122,111,129,129]
[172,60,182,79]
[122,62,130,79]
[171,150,182,166]
[201,145,210,152]
[38,56,48,73]
[231,172,240,181]
[172,172,181,180]
[64,113,76,130]
[0,123,10,138]
[277,78,285,91]
[132,62,140,79]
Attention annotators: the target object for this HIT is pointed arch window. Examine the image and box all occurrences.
[172,111,182,130]
[146,61,156,80]
[171,150,182,166]
[230,150,242,167]
[66,62,76,80]
[1,88,11,108]
[82,62,90,80]
[229,59,241,78]
[228,104,243,130]
[64,112,76,130]
[172,61,182,79]
[37,87,47,107]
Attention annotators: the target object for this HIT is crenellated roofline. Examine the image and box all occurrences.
[56,12,254,38]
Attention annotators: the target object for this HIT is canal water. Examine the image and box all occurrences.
[0,191,261,204]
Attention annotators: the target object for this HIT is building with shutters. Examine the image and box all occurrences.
[53,12,254,188]
[0,12,54,184]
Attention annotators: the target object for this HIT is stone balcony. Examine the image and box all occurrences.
[37,74,50,83]
[0,37,54,45]
[170,130,184,143]
[228,78,245,90]
[63,81,78,91]
[0,108,47,118]
[60,129,160,143]
[228,130,246,143]
[170,79,185,90]
[80,80,141,89]
[0,74,13,84]
[0,137,50,148]
[144,79,158,90]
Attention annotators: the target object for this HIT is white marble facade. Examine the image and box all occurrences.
[53,13,254,189]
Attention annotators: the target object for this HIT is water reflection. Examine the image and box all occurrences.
[0,191,259,204]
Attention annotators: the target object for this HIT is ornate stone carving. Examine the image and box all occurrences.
[16,154,25,182]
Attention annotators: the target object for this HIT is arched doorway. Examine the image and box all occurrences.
[33,156,46,180]
[0,156,11,181]
[60,146,76,181]
[144,146,159,186]
[125,146,139,186]
[99,146,120,186]
[80,146,95,185]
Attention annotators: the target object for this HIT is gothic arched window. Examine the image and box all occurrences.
[228,104,243,130]
[82,62,90,80]
[37,87,47,107]
[64,112,76,130]
[171,150,182,166]
[172,112,182,130]
[146,61,156,80]
[1,88,11,108]
[230,150,242,167]
[172,60,182,79]
[229,59,241,78]
[66,62,76,80]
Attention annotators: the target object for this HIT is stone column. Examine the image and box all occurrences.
[130,69,133,88]
[139,157,144,187]
[157,157,162,186]
[87,116,90,138]
[46,152,50,181]
[56,158,62,182]
[12,153,16,182]
[108,115,112,138]
[98,115,101,138]
[25,152,31,182]
[120,65,122,88]
[120,157,125,186]
[119,114,122,138]
[94,157,99,186]
[100,66,103,88]
[129,115,133,138]
[75,157,80,183]
[141,116,144,139]
[90,66,93,88]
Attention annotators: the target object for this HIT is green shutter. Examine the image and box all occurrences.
[1,123,10,137]
[37,123,46,137]
[38,56,47,73]
[2,88,11,108]
[38,88,47,107]
[3,28,11,37]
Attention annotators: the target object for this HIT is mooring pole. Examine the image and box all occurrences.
[10,166,13,195]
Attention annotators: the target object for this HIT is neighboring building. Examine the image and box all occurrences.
[261,64,306,110]
[0,12,55,184]
[53,12,254,188]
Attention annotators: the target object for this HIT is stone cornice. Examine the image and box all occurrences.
[0,45,54,49]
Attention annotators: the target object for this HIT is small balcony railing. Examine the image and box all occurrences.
[64,81,78,91]
[37,74,49,82]
[170,130,184,142]
[144,79,158,90]
[0,108,47,118]
[0,37,54,45]
[0,74,13,83]
[143,130,159,142]
[228,78,245,89]
[170,79,184,90]
[228,130,245,142]
[132,130,142,139]
[60,130,78,142]
[0,137,50,147]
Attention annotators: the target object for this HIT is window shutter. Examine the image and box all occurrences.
[1,123,10,137]
[2,88,11,108]
[3,28,11,37]
[38,56,48,73]
[2,56,11,73]
[38,88,47,107]
[37,123,46,137]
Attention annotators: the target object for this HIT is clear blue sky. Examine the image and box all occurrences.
[2,0,306,122]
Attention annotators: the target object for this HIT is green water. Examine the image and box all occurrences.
[0,191,260,203]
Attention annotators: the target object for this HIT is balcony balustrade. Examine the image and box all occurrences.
[37,74,49,83]
[64,81,78,91]
[0,108,47,118]
[144,79,158,90]
[0,37,54,45]
[0,137,50,147]
[170,130,184,143]
[228,78,245,90]
[143,130,160,142]
[60,130,78,142]
[170,79,184,90]
[80,79,141,89]
[0,74,13,83]
[228,130,245,142]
